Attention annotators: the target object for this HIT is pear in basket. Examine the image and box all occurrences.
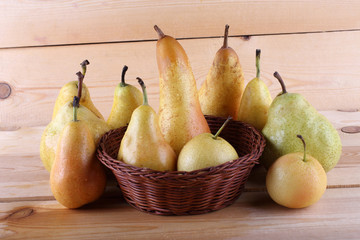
[107,65,143,130]
[199,24,245,119]
[117,77,177,171]
[52,60,104,120]
[261,72,342,172]
[50,96,106,209]
[40,72,110,172]
[154,25,210,156]
[237,49,272,131]
[177,117,239,171]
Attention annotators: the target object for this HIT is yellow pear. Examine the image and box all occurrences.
[107,65,143,129]
[118,78,177,171]
[154,25,210,155]
[178,117,239,171]
[266,135,327,208]
[52,60,104,120]
[40,72,110,172]
[50,97,106,209]
[237,49,272,130]
[199,25,245,119]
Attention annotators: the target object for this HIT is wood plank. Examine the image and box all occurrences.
[1,188,360,239]
[0,111,359,200]
[1,31,360,129]
[1,1,360,48]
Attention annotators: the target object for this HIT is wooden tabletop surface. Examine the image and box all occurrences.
[1,110,359,239]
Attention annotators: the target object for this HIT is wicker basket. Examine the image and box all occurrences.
[97,115,266,216]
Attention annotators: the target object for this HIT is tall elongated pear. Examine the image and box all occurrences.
[199,25,245,118]
[237,49,272,130]
[52,60,104,119]
[107,65,143,129]
[261,72,342,172]
[118,78,177,171]
[50,97,106,209]
[154,25,210,155]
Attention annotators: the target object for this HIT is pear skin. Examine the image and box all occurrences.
[199,25,245,119]
[237,49,272,130]
[261,72,342,172]
[154,25,210,155]
[40,101,110,172]
[118,78,176,171]
[107,66,143,129]
[50,103,106,209]
[52,60,104,120]
[177,117,239,171]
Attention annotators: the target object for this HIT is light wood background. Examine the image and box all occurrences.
[1,1,360,239]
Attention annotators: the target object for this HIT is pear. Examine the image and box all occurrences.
[177,117,239,172]
[154,25,210,155]
[50,97,106,209]
[107,65,143,129]
[52,60,104,120]
[266,135,327,208]
[40,72,110,172]
[261,72,342,172]
[199,25,245,119]
[237,49,272,130]
[117,77,177,171]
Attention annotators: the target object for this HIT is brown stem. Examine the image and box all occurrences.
[80,60,90,76]
[273,71,287,94]
[73,96,80,122]
[297,135,307,162]
[76,71,84,100]
[137,77,148,105]
[154,25,165,39]
[121,65,128,87]
[213,116,232,140]
[223,24,229,48]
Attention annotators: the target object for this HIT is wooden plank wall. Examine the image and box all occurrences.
[1,0,360,130]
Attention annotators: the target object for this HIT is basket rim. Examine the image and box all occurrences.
[97,116,266,177]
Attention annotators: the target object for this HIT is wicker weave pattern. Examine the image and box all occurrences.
[97,115,266,215]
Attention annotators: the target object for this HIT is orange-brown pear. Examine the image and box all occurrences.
[154,25,210,155]
[50,97,106,209]
[199,25,245,119]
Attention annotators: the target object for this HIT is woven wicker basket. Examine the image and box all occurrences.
[97,115,266,216]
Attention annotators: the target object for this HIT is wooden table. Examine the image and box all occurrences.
[1,111,359,239]
[1,1,360,239]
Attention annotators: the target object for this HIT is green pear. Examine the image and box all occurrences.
[107,65,143,129]
[198,25,245,119]
[41,72,110,172]
[177,117,239,171]
[52,60,104,120]
[50,97,106,209]
[261,72,342,172]
[117,77,177,171]
[237,49,272,130]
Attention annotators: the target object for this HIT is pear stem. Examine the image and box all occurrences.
[256,49,261,79]
[80,60,90,76]
[73,96,80,122]
[154,25,165,39]
[76,71,84,100]
[297,135,307,162]
[213,116,232,140]
[273,71,287,94]
[120,65,128,87]
[223,24,229,48]
[137,77,148,105]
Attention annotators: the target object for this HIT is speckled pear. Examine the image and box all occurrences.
[154,25,210,155]
[261,72,342,172]
[107,66,143,129]
[237,49,272,130]
[117,78,177,171]
[198,25,245,119]
[52,60,104,120]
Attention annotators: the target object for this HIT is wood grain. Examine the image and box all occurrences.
[1,1,360,48]
[1,31,360,129]
[1,188,360,239]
